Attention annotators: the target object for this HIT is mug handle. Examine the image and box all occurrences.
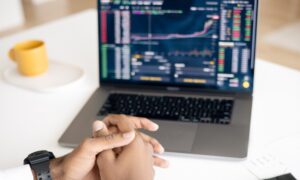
[8,49,16,62]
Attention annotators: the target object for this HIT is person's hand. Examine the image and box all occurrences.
[48,123,135,180]
[95,125,155,180]
[99,114,169,168]
[47,114,167,180]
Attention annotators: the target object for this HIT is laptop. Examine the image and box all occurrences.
[59,0,258,158]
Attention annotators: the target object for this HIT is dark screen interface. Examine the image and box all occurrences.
[99,0,257,91]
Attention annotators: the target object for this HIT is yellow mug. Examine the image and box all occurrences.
[9,40,48,76]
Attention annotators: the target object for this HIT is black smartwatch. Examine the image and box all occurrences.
[24,150,55,180]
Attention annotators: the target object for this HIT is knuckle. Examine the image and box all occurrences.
[105,114,114,119]
[141,117,149,122]
[120,114,127,119]
[104,134,115,141]
[108,114,116,118]
[106,114,118,119]
[109,126,118,133]
[110,114,125,121]
[150,138,159,145]
[134,135,144,146]
[102,116,109,122]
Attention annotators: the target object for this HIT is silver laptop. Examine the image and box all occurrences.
[59,0,258,158]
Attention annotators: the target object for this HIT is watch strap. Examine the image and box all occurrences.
[31,161,52,180]
[24,151,55,180]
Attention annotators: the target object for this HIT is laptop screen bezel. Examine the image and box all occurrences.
[97,0,259,95]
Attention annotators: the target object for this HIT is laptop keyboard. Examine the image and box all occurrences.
[98,93,234,125]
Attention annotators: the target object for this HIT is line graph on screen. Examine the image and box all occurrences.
[131,20,216,41]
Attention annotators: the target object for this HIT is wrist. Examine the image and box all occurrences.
[31,169,37,180]
[49,157,64,180]
[25,150,56,180]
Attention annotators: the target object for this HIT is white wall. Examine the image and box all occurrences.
[0,0,25,32]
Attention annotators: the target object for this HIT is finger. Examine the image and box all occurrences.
[84,131,135,157]
[121,132,144,154]
[92,121,106,137]
[145,141,154,154]
[102,114,135,133]
[96,131,135,166]
[113,147,123,155]
[101,126,124,155]
[108,126,118,134]
[99,126,163,155]
[94,122,110,138]
[95,123,120,136]
[94,122,118,163]
[108,127,157,153]
[96,148,116,172]
[143,137,169,168]
[120,115,159,131]
[103,114,159,132]
[139,132,164,154]
[94,122,127,161]
[153,155,169,168]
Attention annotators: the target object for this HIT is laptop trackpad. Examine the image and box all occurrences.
[143,120,198,153]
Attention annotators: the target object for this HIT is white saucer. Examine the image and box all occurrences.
[3,61,84,92]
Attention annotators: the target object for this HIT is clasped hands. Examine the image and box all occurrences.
[49,115,169,180]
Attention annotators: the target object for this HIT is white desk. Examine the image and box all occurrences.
[1,10,300,180]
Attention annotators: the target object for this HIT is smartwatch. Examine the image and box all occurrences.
[24,150,55,180]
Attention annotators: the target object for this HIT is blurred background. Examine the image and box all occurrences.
[1,0,300,71]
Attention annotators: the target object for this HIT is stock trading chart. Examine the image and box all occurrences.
[99,0,257,91]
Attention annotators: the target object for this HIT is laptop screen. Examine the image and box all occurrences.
[98,0,258,92]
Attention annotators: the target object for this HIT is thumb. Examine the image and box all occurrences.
[92,120,135,152]
[95,131,135,167]
[93,130,135,153]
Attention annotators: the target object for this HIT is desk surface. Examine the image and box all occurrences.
[1,10,300,180]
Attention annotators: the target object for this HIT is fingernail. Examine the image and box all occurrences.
[152,123,159,131]
[93,121,104,132]
[159,146,165,153]
[123,131,135,139]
